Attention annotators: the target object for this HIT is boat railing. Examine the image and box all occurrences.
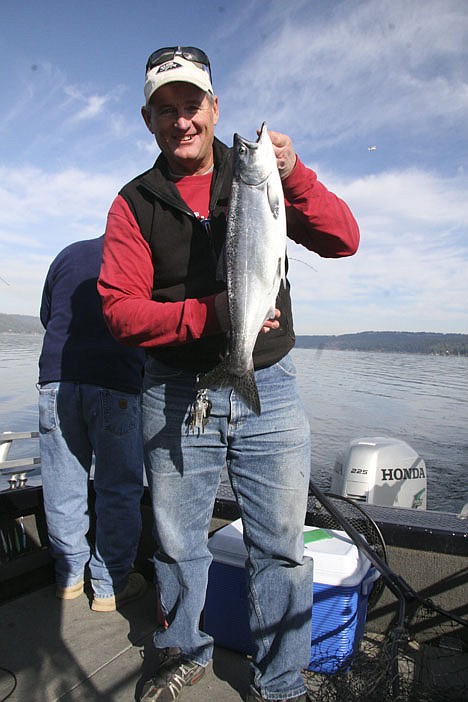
[0,431,51,601]
[0,431,41,490]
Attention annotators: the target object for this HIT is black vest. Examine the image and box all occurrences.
[119,138,295,371]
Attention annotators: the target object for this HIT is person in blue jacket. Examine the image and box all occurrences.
[38,235,147,611]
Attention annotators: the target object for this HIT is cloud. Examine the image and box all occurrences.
[1,152,466,333]
[0,168,117,314]
[346,168,468,232]
[68,92,110,121]
[0,253,52,316]
[0,165,122,236]
[1,57,135,169]
[63,84,127,122]
[217,0,468,155]
[1,0,466,335]
[0,61,67,134]
[287,165,468,334]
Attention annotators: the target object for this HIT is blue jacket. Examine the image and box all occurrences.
[38,236,144,393]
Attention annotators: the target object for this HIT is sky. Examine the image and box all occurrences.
[1,0,467,335]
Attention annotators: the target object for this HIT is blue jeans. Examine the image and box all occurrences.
[39,382,144,597]
[143,354,313,700]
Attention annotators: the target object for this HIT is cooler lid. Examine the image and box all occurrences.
[208,519,371,585]
[209,519,247,567]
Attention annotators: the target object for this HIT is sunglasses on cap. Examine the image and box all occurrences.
[145,46,212,80]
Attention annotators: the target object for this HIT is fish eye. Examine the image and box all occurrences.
[238,145,247,155]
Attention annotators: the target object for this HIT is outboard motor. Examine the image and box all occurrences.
[330,436,427,509]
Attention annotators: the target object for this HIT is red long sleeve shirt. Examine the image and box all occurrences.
[98,156,359,349]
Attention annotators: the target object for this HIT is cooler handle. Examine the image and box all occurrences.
[361,566,380,595]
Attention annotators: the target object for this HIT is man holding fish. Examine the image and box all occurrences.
[98,46,359,702]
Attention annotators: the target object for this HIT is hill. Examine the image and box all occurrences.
[1,315,466,355]
[295,331,468,356]
[0,313,43,334]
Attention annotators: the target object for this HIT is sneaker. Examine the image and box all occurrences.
[91,572,147,612]
[56,580,84,600]
[139,652,206,701]
[246,690,310,702]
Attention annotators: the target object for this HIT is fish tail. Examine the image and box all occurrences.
[232,369,261,416]
[198,360,261,416]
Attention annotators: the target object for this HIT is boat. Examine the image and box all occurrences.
[1,430,467,701]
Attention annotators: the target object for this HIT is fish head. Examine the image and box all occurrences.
[232,122,276,186]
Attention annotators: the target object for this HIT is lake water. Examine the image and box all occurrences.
[1,333,467,514]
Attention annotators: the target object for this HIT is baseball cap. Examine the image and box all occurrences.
[144,55,213,106]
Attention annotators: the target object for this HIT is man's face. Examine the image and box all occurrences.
[142,82,219,176]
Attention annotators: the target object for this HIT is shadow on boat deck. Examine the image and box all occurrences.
[0,581,250,702]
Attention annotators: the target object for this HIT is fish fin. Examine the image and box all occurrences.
[199,360,261,416]
[262,257,285,322]
[233,369,261,416]
[198,357,232,391]
[257,122,268,142]
[264,257,285,313]
[271,249,287,287]
[267,180,281,219]
[277,255,286,286]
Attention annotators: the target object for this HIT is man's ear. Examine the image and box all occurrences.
[141,106,153,133]
[212,95,219,126]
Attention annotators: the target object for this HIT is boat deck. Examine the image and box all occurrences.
[2,432,467,701]
[3,577,467,702]
[0,579,251,702]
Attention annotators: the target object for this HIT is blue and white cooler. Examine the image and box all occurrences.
[204,518,378,673]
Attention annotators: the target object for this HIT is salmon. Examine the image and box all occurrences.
[200,123,286,415]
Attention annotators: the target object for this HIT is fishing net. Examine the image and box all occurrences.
[303,491,468,702]
[304,492,388,611]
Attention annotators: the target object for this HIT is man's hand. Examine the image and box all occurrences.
[261,308,281,333]
[258,128,297,180]
[215,292,280,334]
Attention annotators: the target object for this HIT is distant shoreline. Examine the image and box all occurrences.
[295,332,468,356]
[1,313,467,355]
[0,313,44,335]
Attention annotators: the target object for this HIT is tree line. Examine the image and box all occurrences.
[295,331,468,356]
[1,314,467,356]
